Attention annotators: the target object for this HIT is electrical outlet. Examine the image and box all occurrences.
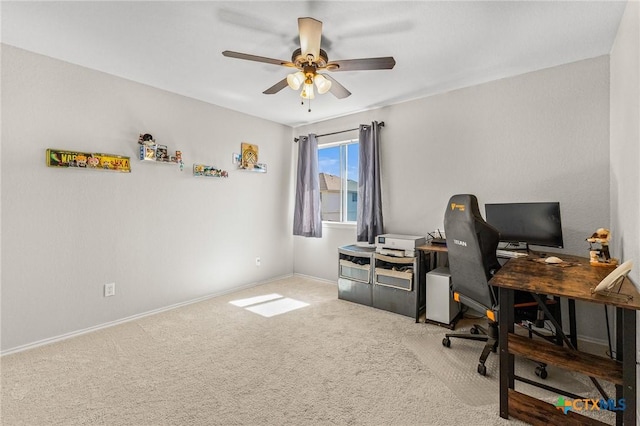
[255,257,261,267]
[104,282,116,297]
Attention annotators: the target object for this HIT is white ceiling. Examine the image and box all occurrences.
[1,1,627,128]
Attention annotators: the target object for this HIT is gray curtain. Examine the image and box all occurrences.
[357,122,384,243]
[293,134,322,238]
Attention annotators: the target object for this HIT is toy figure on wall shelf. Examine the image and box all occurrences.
[156,145,168,162]
[138,133,156,146]
[241,142,258,169]
[87,156,100,168]
[176,150,184,171]
[137,132,183,170]
[193,164,228,178]
[233,142,267,173]
[587,228,618,267]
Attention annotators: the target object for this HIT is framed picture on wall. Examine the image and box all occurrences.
[241,142,258,170]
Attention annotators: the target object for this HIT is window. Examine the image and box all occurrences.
[318,140,359,222]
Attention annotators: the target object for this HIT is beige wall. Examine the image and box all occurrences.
[294,56,612,342]
[1,46,295,352]
[609,0,640,419]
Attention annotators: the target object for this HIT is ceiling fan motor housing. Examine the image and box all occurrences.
[292,48,329,69]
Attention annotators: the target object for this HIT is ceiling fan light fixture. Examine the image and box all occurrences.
[301,82,315,99]
[314,74,332,94]
[286,71,305,90]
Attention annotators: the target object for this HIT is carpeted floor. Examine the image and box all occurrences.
[0,276,616,425]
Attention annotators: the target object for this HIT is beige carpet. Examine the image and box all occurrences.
[404,324,594,407]
[0,276,614,425]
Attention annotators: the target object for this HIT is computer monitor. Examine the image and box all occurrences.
[484,202,564,249]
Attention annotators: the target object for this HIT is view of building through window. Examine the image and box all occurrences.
[318,140,358,222]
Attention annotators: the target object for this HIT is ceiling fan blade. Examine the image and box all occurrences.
[321,74,351,99]
[263,78,289,95]
[326,57,396,72]
[298,17,322,61]
[222,51,295,68]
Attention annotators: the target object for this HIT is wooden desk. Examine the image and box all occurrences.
[415,243,449,323]
[490,254,639,425]
[416,242,448,254]
[417,242,448,270]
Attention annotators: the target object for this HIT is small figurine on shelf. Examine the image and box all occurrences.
[87,155,100,168]
[156,145,169,162]
[138,133,156,146]
[175,150,184,171]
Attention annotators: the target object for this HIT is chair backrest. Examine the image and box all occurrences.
[444,194,501,310]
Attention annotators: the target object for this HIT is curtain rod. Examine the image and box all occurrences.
[293,121,385,142]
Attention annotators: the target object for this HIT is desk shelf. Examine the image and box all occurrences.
[508,389,609,426]
[508,334,623,385]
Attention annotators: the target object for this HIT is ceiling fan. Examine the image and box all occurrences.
[222,17,396,104]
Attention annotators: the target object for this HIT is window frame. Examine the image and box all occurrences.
[318,138,359,224]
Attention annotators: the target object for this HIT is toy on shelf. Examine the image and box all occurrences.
[587,228,618,267]
[193,163,228,178]
[138,133,156,146]
[137,133,183,170]
[232,142,267,173]
[175,151,184,171]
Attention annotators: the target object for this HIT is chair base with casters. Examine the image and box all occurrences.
[441,292,552,378]
[442,320,498,376]
[441,319,550,378]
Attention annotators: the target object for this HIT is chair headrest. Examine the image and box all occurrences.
[446,194,482,221]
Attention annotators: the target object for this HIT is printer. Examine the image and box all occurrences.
[375,234,426,257]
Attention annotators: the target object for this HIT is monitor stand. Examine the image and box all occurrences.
[502,242,529,251]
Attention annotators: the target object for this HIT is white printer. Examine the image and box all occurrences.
[375,234,426,257]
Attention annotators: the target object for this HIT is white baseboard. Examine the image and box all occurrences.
[574,334,611,356]
[1,274,293,356]
[293,272,337,285]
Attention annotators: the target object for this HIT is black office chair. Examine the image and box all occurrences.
[441,194,551,377]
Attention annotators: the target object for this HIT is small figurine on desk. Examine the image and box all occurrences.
[587,228,618,267]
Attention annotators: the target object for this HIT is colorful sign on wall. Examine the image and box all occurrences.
[46,149,131,173]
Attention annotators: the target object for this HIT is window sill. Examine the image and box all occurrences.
[322,221,357,229]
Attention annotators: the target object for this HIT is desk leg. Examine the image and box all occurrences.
[553,296,563,346]
[415,251,428,323]
[568,299,578,350]
[499,286,515,419]
[617,308,636,426]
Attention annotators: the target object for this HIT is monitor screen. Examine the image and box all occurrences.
[485,202,564,248]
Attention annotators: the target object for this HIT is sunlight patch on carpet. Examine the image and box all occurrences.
[244,298,309,317]
[229,293,283,307]
[229,293,310,317]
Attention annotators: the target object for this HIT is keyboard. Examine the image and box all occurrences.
[496,249,528,258]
